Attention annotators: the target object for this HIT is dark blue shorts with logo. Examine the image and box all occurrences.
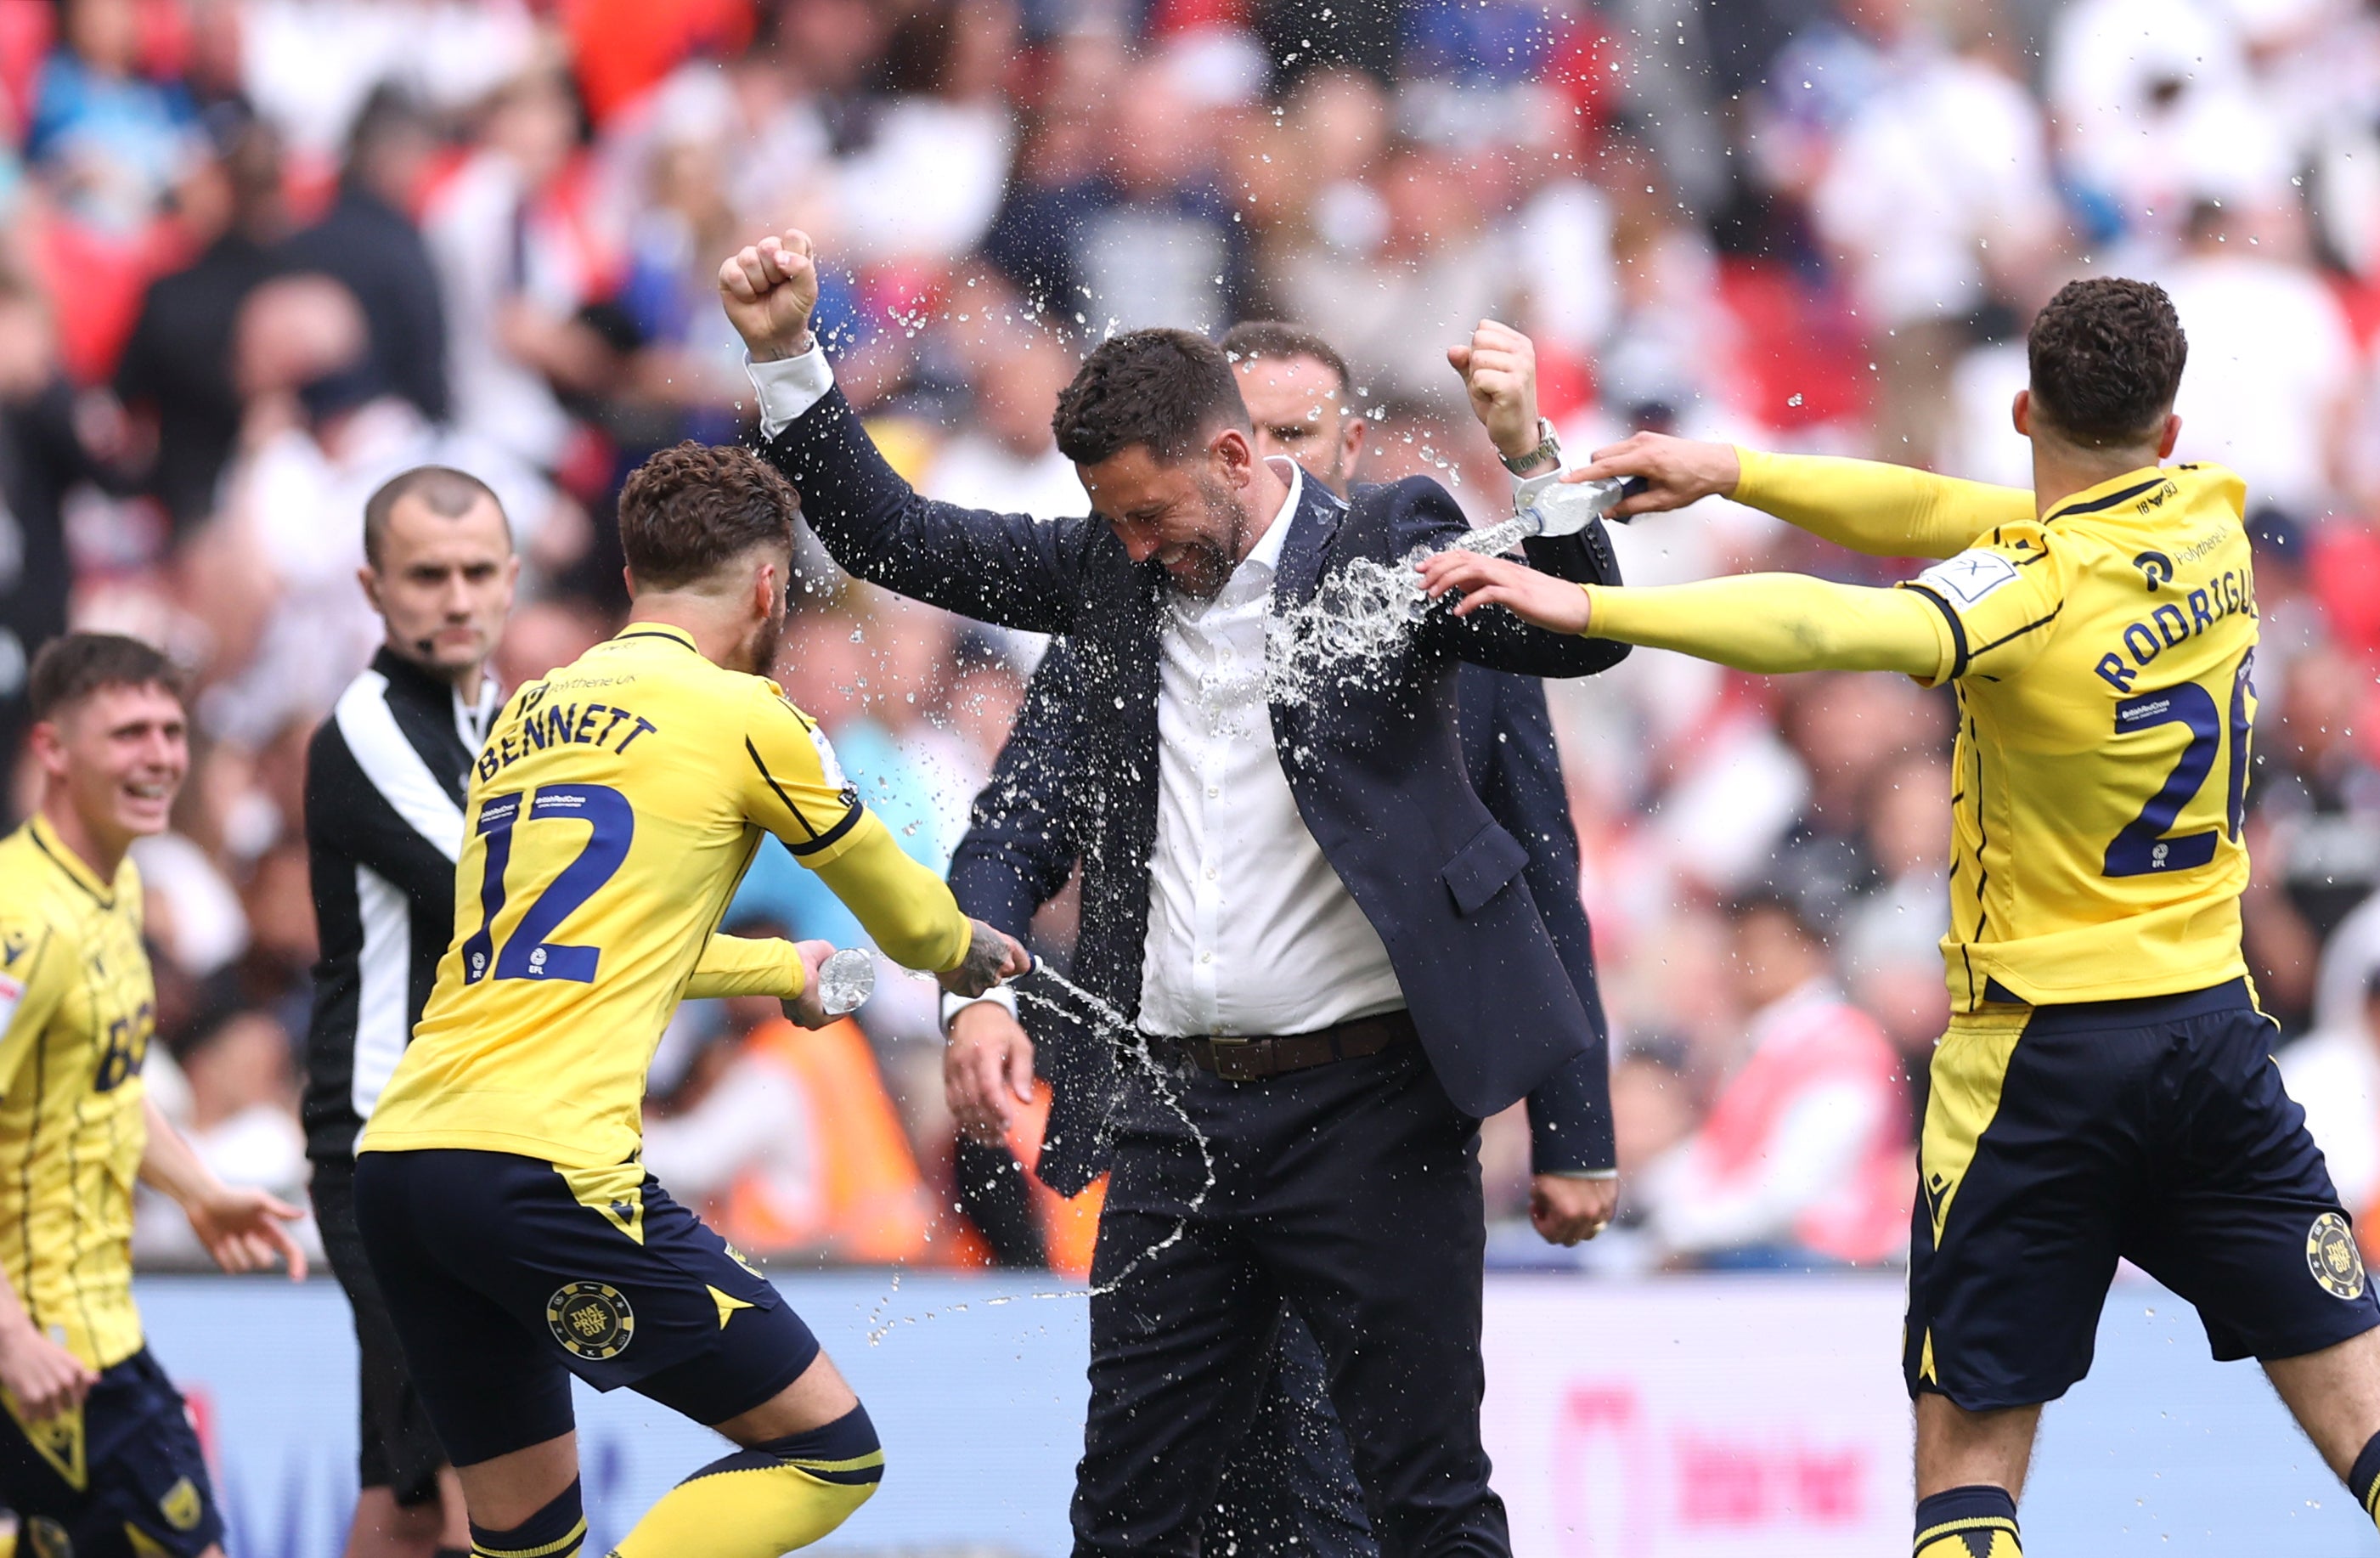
[1906,979,2380,1411]
[0,1346,223,1558]
[352,1148,818,1467]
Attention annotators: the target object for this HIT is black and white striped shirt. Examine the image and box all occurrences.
[301,648,498,1163]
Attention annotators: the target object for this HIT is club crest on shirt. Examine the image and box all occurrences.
[547,1281,636,1359]
[159,1475,204,1531]
[2307,1212,2366,1300]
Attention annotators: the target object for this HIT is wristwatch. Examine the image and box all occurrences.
[1499,417,1562,477]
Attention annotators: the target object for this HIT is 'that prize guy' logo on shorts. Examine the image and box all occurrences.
[2307,1211,2367,1301]
[547,1281,636,1359]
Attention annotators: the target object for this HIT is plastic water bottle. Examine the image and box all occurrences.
[1516,475,1634,538]
[816,948,876,1016]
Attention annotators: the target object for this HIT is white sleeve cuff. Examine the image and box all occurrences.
[1542,1167,1618,1181]
[747,348,838,442]
[940,984,1019,1034]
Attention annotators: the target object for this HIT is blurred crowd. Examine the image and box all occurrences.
[2,0,2378,1276]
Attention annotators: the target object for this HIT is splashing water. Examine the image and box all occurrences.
[863,959,1216,1343]
[1264,517,1535,706]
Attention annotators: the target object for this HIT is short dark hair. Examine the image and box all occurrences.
[364,466,509,569]
[2027,278,2188,449]
[618,442,799,590]
[346,81,430,172]
[1051,328,1250,466]
[1219,319,1354,399]
[29,633,183,722]
[1725,881,1837,945]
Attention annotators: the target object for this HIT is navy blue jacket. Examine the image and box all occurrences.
[953,640,1616,1192]
[762,387,1627,1120]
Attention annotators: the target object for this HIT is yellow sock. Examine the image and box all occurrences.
[610,1405,883,1558]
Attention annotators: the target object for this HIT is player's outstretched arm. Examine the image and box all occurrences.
[804,814,1027,994]
[1418,552,1945,679]
[685,933,811,1001]
[138,1097,307,1281]
[1568,436,2033,560]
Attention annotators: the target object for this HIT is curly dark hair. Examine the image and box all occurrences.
[1051,328,1250,467]
[2027,278,2188,449]
[30,633,183,721]
[618,442,799,590]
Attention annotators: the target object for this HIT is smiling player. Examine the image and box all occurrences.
[0,633,309,1558]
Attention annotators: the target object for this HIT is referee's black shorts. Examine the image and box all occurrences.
[1907,978,2380,1410]
[312,1154,448,1506]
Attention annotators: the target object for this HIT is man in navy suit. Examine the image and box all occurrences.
[940,319,1621,1557]
[720,231,1626,1558]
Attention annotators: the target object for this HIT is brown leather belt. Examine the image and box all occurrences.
[1181,1011,1415,1082]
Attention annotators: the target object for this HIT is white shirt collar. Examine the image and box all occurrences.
[1240,457,1303,577]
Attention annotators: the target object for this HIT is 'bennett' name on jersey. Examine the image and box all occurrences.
[476,680,658,782]
[2088,477,2259,693]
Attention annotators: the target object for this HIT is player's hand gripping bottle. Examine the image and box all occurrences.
[816,948,876,1016]
[1515,475,1636,537]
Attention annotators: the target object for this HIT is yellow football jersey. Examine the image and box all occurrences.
[363,624,973,1170]
[1897,463,2257,1010]
[0,815,154,1372]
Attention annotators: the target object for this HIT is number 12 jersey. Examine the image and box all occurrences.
[1897,463,2258,1011]
[363,624,973,1170]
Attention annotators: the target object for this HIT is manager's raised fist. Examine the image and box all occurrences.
[719,231,821,363]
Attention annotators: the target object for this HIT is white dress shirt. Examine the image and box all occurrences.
[1135,459,1404,1037]
[748,351,1404,1038]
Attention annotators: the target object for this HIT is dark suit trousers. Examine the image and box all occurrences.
[1072,1041,1509,1558]
[1209,1306,1377,1555]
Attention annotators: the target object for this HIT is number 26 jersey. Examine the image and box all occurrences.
[1897,463,2257,1012]
[363,624,971,1170]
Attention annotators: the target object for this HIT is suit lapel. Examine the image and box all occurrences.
[1270,476,1349,609]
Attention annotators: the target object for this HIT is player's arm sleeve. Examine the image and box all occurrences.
[1732,449,2035,560]
[0,920,64,1100]
[1578,574,1947,677]
[740,689,973,974]
[685,934,806,1000]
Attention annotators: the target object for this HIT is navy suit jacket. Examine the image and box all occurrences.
[762,386,1628,1120]
[954,640,1617,1193]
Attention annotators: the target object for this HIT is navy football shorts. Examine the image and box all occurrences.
[352,1148,819,1467]
[1906,978,2380,1410]
[0,1346,223,1558]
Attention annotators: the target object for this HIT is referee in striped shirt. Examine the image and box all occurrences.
[302,466,516,1558]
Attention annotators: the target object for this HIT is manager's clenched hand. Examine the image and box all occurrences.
[719,230,822,363]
